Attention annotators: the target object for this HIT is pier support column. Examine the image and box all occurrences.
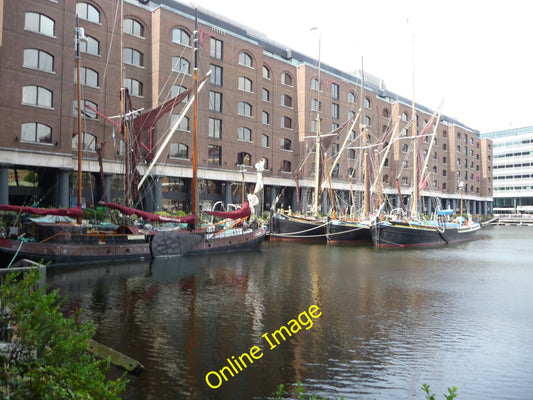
[427,197,432,215]
[299,187,308,214]
[58,169,70,208]
[291,187,299,213]
[0,165,9,205]
[225,181,232,208]
[102,173,112,203]
[153,177,162,212]
[269,185,277,211]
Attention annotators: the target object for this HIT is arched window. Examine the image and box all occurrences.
[383,108,390,118]
[348,149,356,159]
[76,3,100,24]
[263,65,271,79]
[281,94,292,108]
[384,158,390,167]
[72,132,96,151]
[280,138,292,150]
[237,152,252,166]
[348,91,355,103]
[24,12,55,36]
[238,102,252,117]
[73,99,98,119]
[401,112,408,121]
[171,115,189,131]
[238,76,253,92]
[172,56,190,74]
[281,72,293,86]
[23,49,54,72]
[281,116,292,129]
[21,122,51,144]
[364,97,371,109]
[262,111,269,125]
[22,86,52,108]
[124,78,142,96]
[262,134,269,147]
[364,115,371,126]
[238,127,252,142]
[347,168,355,178]
[172,28,190,45]
[123,18,144,37]
[239,52,253,68]
[312,78,320,91]
[262,88,270,102]
[76,66,99,88]
[280,160,292,172]
[170,143,188,159]
[171,85,189,103]
[81,35,100,56]
[123,48,143,67]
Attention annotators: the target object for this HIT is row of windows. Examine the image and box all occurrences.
[493,174,533,180]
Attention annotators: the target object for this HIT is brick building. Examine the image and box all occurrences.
[0,0,493,215]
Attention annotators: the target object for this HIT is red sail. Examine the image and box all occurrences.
[100,202,195,224]
[206,202,251,219]
[0,205,84,218]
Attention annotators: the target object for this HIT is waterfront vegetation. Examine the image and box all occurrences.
[274,382,458,399]
[0,270,126,399]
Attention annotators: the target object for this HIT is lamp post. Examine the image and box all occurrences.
[458,181,464,223]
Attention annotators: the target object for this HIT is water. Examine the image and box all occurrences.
[47,226,533,399]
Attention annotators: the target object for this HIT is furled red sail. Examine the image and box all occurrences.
[0,205,84,218]
[206,202,250,219]
[100,202,195,224]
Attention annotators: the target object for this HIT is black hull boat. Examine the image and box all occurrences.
[326,219,372,244]
[371,219,481,247]
[151,225,266,257]
[269,213,327,241]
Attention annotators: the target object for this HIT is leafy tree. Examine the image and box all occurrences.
[0,270,127,399]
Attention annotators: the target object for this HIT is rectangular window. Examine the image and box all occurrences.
[210,64,223,86]
[332,103,340,120]
[208,144,222,165]
[209,91,222,112]
[209,118,222,139]
[331,83,339,100]
[210,38,223,60]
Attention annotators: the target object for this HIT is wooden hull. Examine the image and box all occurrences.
[327,220,372,244]
[0,237,152,266]
[151,227,266,257]
[269,213,327,241]
[371,220,481,247]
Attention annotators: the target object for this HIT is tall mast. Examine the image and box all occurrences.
[192,9,200,229]
[75,15,84,224]
[312,28,321,216]
[361,57,370,218]
[119,0,130,207]
[410,33,417,216]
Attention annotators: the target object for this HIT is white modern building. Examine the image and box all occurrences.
[481,126,533,213]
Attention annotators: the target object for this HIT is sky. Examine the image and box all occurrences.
[184,0,533,133]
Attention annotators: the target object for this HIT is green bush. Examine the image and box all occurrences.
[0,270,127,399]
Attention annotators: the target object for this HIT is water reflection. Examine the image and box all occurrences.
[47,226,533,400]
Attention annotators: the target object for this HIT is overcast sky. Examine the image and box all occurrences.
[186,0,533,133]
